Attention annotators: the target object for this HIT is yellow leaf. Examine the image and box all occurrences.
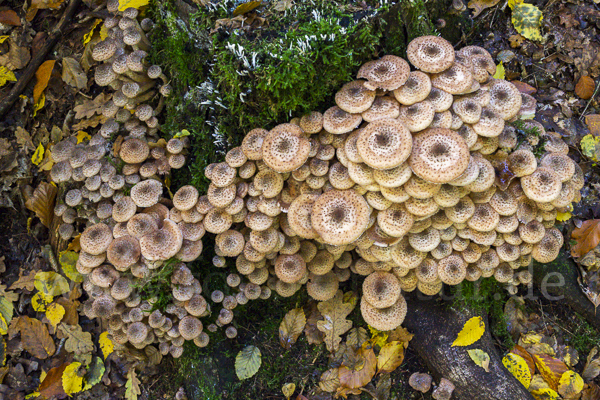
[368,325,389,348]
[99,24,108,41]
[0,66,17,87]
[31,143,45,165]
[452,316,485,347]
[33,92,45,117]
[503,352,532,388]
[493,62,505,80]
[83,19,102,46]
[58,323,94,355]
[25,392,40,399]
[521,332,543,344]
[558,370,584,398]
[33,60,55,105]
[99,332,114,359]
[0,297,14,335]
[282,383,295,400]
[235,345,261,380]
[530,387,561,400]
[556,211,572,222]
[76,131,91,144]
[0,36,9,44]
[118,0,149,11]
[581,134,600,161]
[232,0,262,17]
[319,368,340,393]
[34,271,70,297]
[376,341,405,374]
[279,308,306,349]
[59,251,83,283]
[468,349,490,372]
[533,353,569,392]
[62,362,84,395]
[32,292,54,312]
[45,303,65,330]
[125,368,141,400]
[509,1,543,42]
[173,129,191,139]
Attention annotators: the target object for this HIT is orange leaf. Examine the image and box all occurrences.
[338,347,377,390]
[585,115,600,137]
[510,80,537,95]
[533,353,569,392]
[575,76,596,100]
[14,316,56,359]
[0,10,21,26]
[38,363,68,398]
[510,345,536,377]
[24,181,57,228]
[571,220,600,258]
[33,60,55,105]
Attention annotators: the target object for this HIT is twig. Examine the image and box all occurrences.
[0,0,82,117]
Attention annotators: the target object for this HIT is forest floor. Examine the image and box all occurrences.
[2,0,600,399]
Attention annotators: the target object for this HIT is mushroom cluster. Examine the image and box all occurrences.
[189,36,582,332]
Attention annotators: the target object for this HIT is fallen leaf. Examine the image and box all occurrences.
[468,0,500,17]
[15,126,34,152]
[317,291,355,352]
[510,345,536,376]
[0,285,18,303]
[279,308,306,349]
[346,327,369,350]
[511,81,537,94]
[556,212,572,222]
[580,135,600,161]
[0,10,21,26]
[533,353,569,392]
[368,326,389,348]
[118,0,149,11]
[508,0,543,42]
[9,269,38,291]
[530,387,561,400]
[558,370,584,398]
[31,142,44,165]
[33,60,55,106]
[45,303,65,330]
[55,298,79,326]
[338,347,377,389]
[0,38,30,70]
[575,76,596,100]
[83,19,102,46]
[376,341,405,374]
[493,62,505,79]
[83,357,105,390]
[0,337,5,366]
[282,382,295,399]
[235,345,261,380]
[0,297,13,335]
[38,363,68,398]
[25,181,57,228]
[99,332,114,360]
[582,347,600,382]
[72,114,107,130]
[585,115,600,136]
[319,368,340,393]
[59,251,83,283]
[0,66,17,87]
[582,383,600,400]
[35,271,70,297]
[14,316,56,359]
[452,316,485,347]
[32,291,53,312]
[571,220,600,258]
[61,57,87,89]
[232,0,261,16]
[73,93,110,120]
[468,349,490,372]
[145,345,162,365]
[58,323,94,355]
[503,352,532,388]
[62,362,84,395]
[125,368,141,400]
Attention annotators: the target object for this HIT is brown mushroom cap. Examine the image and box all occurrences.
[508,149,537,177]
[431,63,474,94]
[360,295,407,331]
[127,213,159,238]
[178,315,203,340]
[408,128,470,184]
[120,138,150,164]
[362,96,400,122]
[407,36,455,74]
[437,254,467,285]
[288,193,320,239]
[242,128,268,160]
[409,373,433,393]
[107,235,141,269]
[393,71,432,105]
[362,271,401,308]
[274,254,306,283]
[261,123,310,173]
[81,223,113,255]
[310,190,370,245]
[356,118,413,170]
[335,80,376,113]
[323,106,363,134]
[488,79,522,120]
[398,101,436,132]
[130,179,163,208]
[540,153,575,182]
[357,55,410,91]
[377,204,415,237]
[173,185,199,211]
[299,112,323,134]
[139,219,183,260]
[306,272,339,301]
[521,167,562,203]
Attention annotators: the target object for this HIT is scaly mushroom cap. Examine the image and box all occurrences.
[373,163,412,188]
[178,316,203,340]
[288,193,320,239]
[323,106,363,134]
[209,162,237,187]
[92,296,116,318]
[377,204,415,237]
[175,239,203,262]
[274,254,307,283]
[362,96,400,122]
[120,138,150,164]
[139,219,183,260]
[473,108,504,137]
[415,258,439,283]
[311,190,370,245]
[241,128,268,160]
[431,63,474,94]
[357,55,410,91]
[362,271,401,308]
[306,272,339,301]
[335,80,376,113]
[130,179,163,208]
[452,97,482,124]
[393,71,432,105]
[127,321,149,344]
[467,203,500,232]
[216,230,245,257]
[299,112,323,134]
[437,254,467,285]
[360,295,407,331]
[173,185,199,211]
[356,118,413,170]
[398,101,436,132]
[261,123,310,172]
[540,153,575,182]
[127,213,159,238]
[408,128,470,184]
[409,227,441,252]
[521,167,562,203]
[107,235,141,269]
[407,36,455,73]
[111,277,133,300]
[81,223,113,255]
[488,79,522,120]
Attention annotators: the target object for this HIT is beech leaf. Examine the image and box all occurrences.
[533,353,569,392]
[0,66,17,87]
[558,371,584,398]
[508,0,543,42]
[33,60,55,106]
[451,316,485,347]
[572,220,600,258]
[319,368,340,393]
[279,308,306,349]
[25,181,57,228]
[235,345,261,380]
[61,57,87,89]
[467,349,490,372]
[34,271,70,297]
[575,76,595,100]
[376,341,405,374]
[15,316,56,359]
[46,302,65,330]
[338,347,377,389]
[62,362,84,395]
[503,352,532,389]
[99,332,114,359]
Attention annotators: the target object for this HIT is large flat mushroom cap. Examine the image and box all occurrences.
[262,123,310,173]
[407,36,455,74]
[356,118,413,170]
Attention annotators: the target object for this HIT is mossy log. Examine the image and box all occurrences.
[403,298,535,400]
[533,249,600,330]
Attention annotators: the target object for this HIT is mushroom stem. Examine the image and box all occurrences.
[125,90,157,110]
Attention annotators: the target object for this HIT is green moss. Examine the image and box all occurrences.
[566,313,600,357]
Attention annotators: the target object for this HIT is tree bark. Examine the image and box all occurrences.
[403,298,535,400]
[532,249,600,330]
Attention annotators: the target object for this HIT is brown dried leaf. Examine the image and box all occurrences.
[38,363,68,398]
[15,126,34,152]
[72,114,107,131]
[338,347,377,389]
[25,181,57,228]
[533,353,569,391]
[386,326,413,348]
[58,323,94,355]
[511,80,537,95]
[346,327,369,350]
[61,57,87,89]
[509,34,526,48]
[279,308,306,350]
[317,291,355,353]
[576,76,596,100]
[304,302,324,345]
[9,269,38,291]
[582,347,600,382]
[73,93,110,120]
[585,115,600,137]
[571,220,600,258]
[468,0,500,18]
[55,298,79,326]
[33,60,55,105]
[582,382,600,400]
[14,316,56,359]
[319,368,340,393]
[0,10,20,26]
[0,38,30,70]
[510,345,537,377]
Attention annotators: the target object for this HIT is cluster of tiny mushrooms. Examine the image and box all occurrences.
[48,2,581,362]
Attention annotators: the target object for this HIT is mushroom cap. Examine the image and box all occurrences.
[452,97,482,124]
[175,239,203,262]
[254,169,284,198]
[432,378,455,400]
[274,254,307,283]
[209,162,236,187]
[431,63,474,94]
[261,123,310,172]
[130,179,163,208]
[120,138,150,164]
[391,238,427,268]
[408,128,470,184]
[323,106,363,134]
[409,373,433,393]
[107,235,141,269]
[398,101,436,132]
[215,230,245,257]
[362,271,401,308]
[127,321,149,344]
[139,219,183,260]
[540,153,575,182]
[357,55,410,91]
[427,87,454,113]
[288,193,320,239]
[521,167,562,203]
[473,108,504,137]
[127,213,159,238]
[373,163,412,188]
[518,219,546,244]
[407,36,455,73]
[178,315,203,340]
[92,296,116,318]
[335,80,376,113]
[92,39,117,62]
[360,295,407,331]
[173,185,199,211]
[467,203,499,232]
[311,190,371,245]
[393,71,432,105]
[356,118,413,170]
[409,227,441,252]
[242,128,268,160]
[90,265,120,287]
[306,272,339,301]
[488,79,522,120]
[81,223,113,255]
[362,96,400,122]
[377,204,414,237]
[299,112,323,134]
[437,254,467,285]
